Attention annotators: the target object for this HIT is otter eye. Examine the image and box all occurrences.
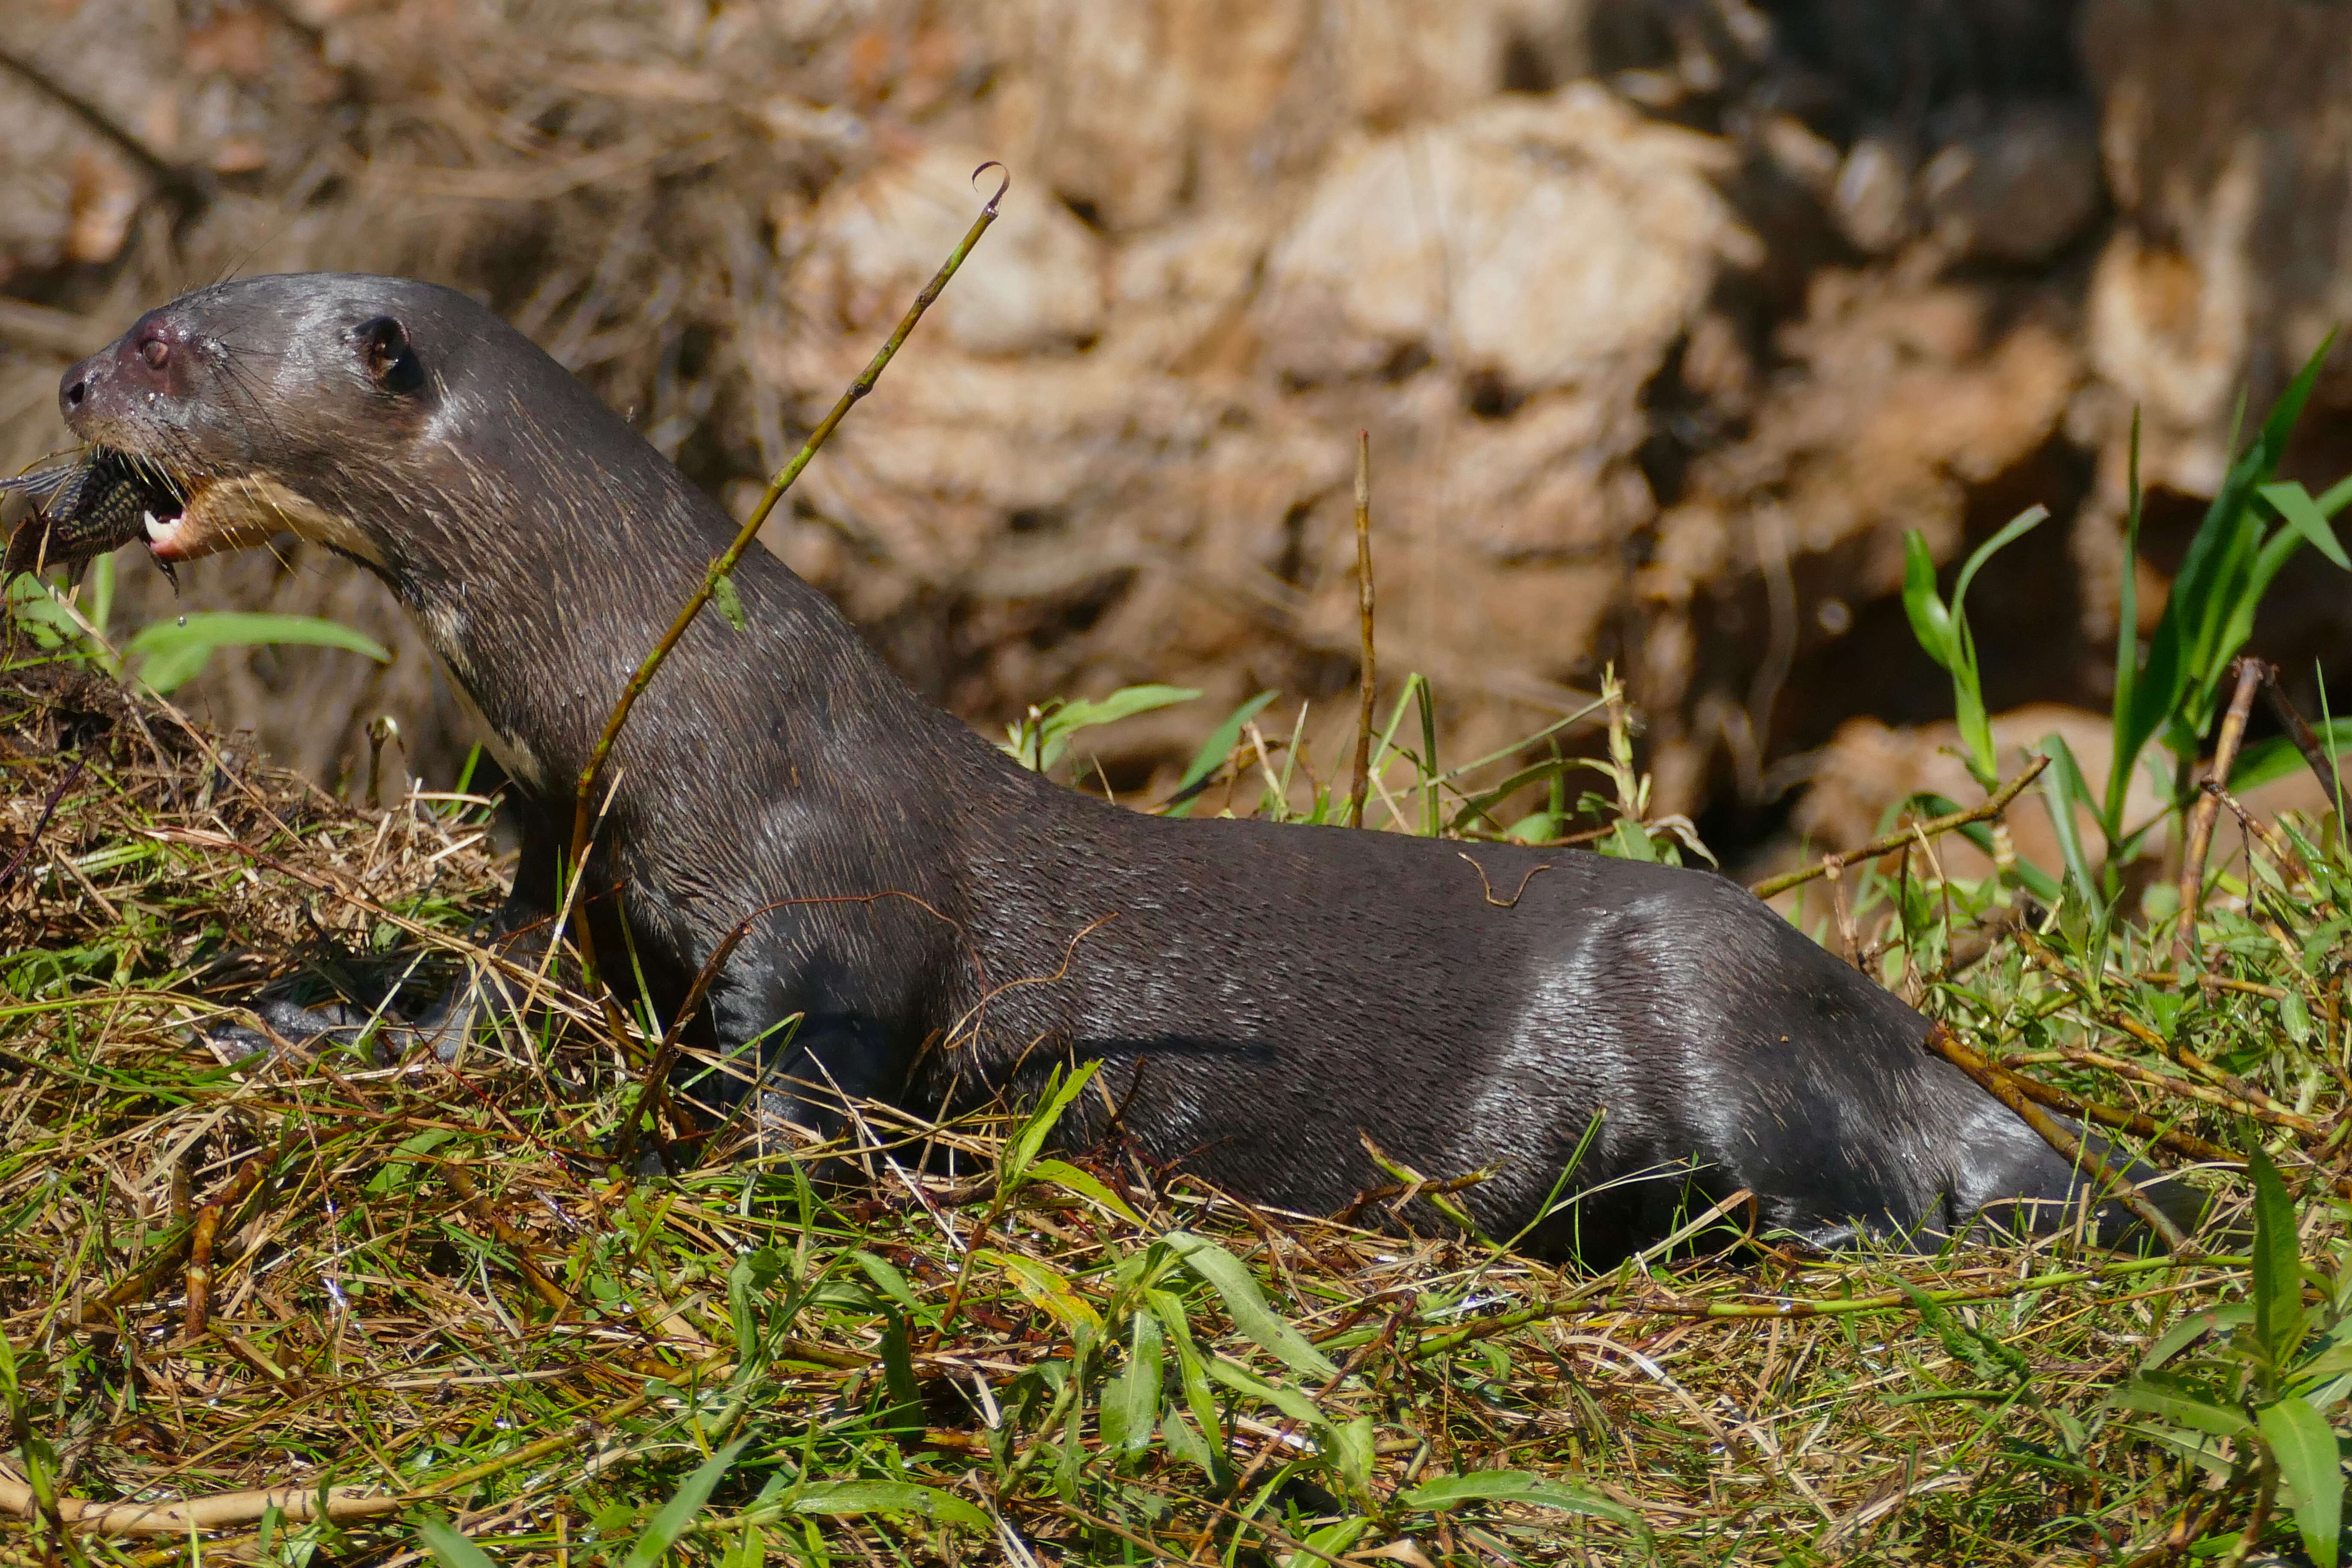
[138,337,168,370]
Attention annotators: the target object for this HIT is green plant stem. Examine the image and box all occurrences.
[564,163,1010,938]
[2176,657,2267,963]
[1347,430,1375,830]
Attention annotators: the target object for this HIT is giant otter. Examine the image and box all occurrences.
[32,273,2193,1259]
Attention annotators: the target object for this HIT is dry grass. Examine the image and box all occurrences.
[0,656,2341,1567]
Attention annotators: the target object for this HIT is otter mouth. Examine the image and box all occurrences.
[137,481,281,564]
[4,446,382,582]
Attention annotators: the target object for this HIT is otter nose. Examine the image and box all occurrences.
[58,350,109,427]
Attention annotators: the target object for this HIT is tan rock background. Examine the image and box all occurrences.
[3,0,2349,870]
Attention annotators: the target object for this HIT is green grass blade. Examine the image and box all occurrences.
[1162,1231,1337,1380]
[2220,729,2352,790]
[2259,1394,2343,1568]
[2260,481,2352,569]
[417,1519,500,1568]
[1026,1157,1146,1226]
[789,1479,989,1530]
[1402,1470,1651,1544]
[1003,1062,1098,1186]
[625,1437,749,1568]
[2109,410,2145,828]
[2037,733,2101,890]
[1165,691,1279,816]
[2250,1147,2307,1380]
[1951,504,2049,611]
[1900,530,1960,671]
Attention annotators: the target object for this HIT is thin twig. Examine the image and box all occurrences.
[0,757,84,891]
[565,164,1009,891]
[179,1206,218,1341]
[1347,430,1375,829]
[2255,663,2347,808]
[1750,754,2049,900]
[2176,657,2269,962]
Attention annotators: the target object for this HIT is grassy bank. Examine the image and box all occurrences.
[0,637,2347,1568]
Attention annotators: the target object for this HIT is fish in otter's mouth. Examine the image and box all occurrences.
[2,447,191,585]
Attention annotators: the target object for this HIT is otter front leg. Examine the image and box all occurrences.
[684,940,904,1151]
[213,804,565,1063]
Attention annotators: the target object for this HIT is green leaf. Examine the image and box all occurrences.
[2037,734,2101,892]
[624,1437,748,1568]
[2233,722,2352,793]
[877,1313,922,1432]
[1158,1410,1220,1477]
[1206,1355,1327,1428]
[1597,815,1660,863]
[1161,1231,1338,1380]
[1100,1309,1164,1457]
[2109,408,2145,829]
[2107,1374,2256,1439]
[986,1250,1103,1336]
[364,1127,462,1197]
[2261,481,2352,570]
[1302,1518,1372,1557]
[728,1246,788,1359]
[712,570,747,631]
[2251,1146,2309,1378]
[1026,1158,1146,1227]
[1952,504,2050,614]
[789,1479,989,1531]
[1954,671,1997,791]
[2119,1421,2237,1480]
[721,1519,767,1568]
[417,1518,499,1568]
[1401,1470,1650,1543]
[2123,333,2336,794]
[1001,684,1201,773]
[1330,1413,1376,1501]
[849,1251,919,1313]
[1167,691,1280,816]
[1003,1062,1099,1187]
[1145,1287,1224,1439]
[123,612,391,693]
[2143,1305,2254,1370]
[2260,1395,2343,1568]
[1901,531,1960,671]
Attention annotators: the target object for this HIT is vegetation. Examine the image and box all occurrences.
[6,551,389,697]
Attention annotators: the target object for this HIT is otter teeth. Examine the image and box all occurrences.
[141,508,189,550]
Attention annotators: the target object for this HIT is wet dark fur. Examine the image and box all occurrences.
[56,274,2197,1259]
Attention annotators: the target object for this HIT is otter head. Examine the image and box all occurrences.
[56,274,466,576]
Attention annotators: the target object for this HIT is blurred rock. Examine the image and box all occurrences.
[1788,703,2337,884]
[1920,102,2102,266]
[1830,136,1912,255]
[7,0,2352,865]
[1255,85,1751,398]
[790,143,1106,359]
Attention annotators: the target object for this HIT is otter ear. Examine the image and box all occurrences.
[354,315,423,395]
